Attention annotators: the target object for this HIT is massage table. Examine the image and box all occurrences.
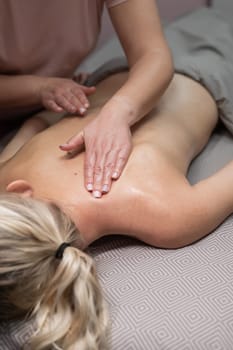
[1,5,233,350]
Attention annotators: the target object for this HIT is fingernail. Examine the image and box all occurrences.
[59,143,68,148]
[87,183,93,191]
[93,191,101,198]
[112,171,118,179]
[84,103,89,109]
[102,185,109,193]
[80,107,86,114]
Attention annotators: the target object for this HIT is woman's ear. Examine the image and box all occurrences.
[6,180,34,198]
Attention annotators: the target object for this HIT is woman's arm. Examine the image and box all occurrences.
[0,74,95,118]
[60,0,173,198]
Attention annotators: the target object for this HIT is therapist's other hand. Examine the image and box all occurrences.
[40,77,96,115]
[59,103,133,198]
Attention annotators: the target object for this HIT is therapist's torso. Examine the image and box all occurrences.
[0,0,125,78]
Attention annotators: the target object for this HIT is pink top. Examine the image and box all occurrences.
[0,0,127,78]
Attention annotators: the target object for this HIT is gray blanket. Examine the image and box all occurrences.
[165,7,233,135]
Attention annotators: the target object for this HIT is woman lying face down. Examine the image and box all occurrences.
[0,72,232,350]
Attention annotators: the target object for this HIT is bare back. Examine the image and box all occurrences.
[1,73,218,245]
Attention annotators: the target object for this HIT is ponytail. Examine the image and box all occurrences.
[0,193,108,349]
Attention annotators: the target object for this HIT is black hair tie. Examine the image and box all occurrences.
[55,242,71,259]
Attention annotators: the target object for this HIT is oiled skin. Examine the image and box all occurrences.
[1,72,232,249]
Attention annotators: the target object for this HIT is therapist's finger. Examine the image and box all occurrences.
[92,154,106,198]
[112,148,130,180]
[84,150,96,193]
[72,87,90,109]
[101,151,118,194]
[55,94,77,114]
[59,131,85,152]
[63,91,86,114]
[45,99,64,112]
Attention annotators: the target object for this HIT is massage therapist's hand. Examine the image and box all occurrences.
[39,77,96,115]
[60,98,133,198]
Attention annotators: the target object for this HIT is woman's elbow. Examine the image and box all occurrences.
[147,214,200,250]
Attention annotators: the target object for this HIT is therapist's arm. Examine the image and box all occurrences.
[0,75,44,118]
[108,0,174,123]
[60,0,174,198]
[0,74,95,117]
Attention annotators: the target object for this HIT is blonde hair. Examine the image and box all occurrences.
[0,193,108,350]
